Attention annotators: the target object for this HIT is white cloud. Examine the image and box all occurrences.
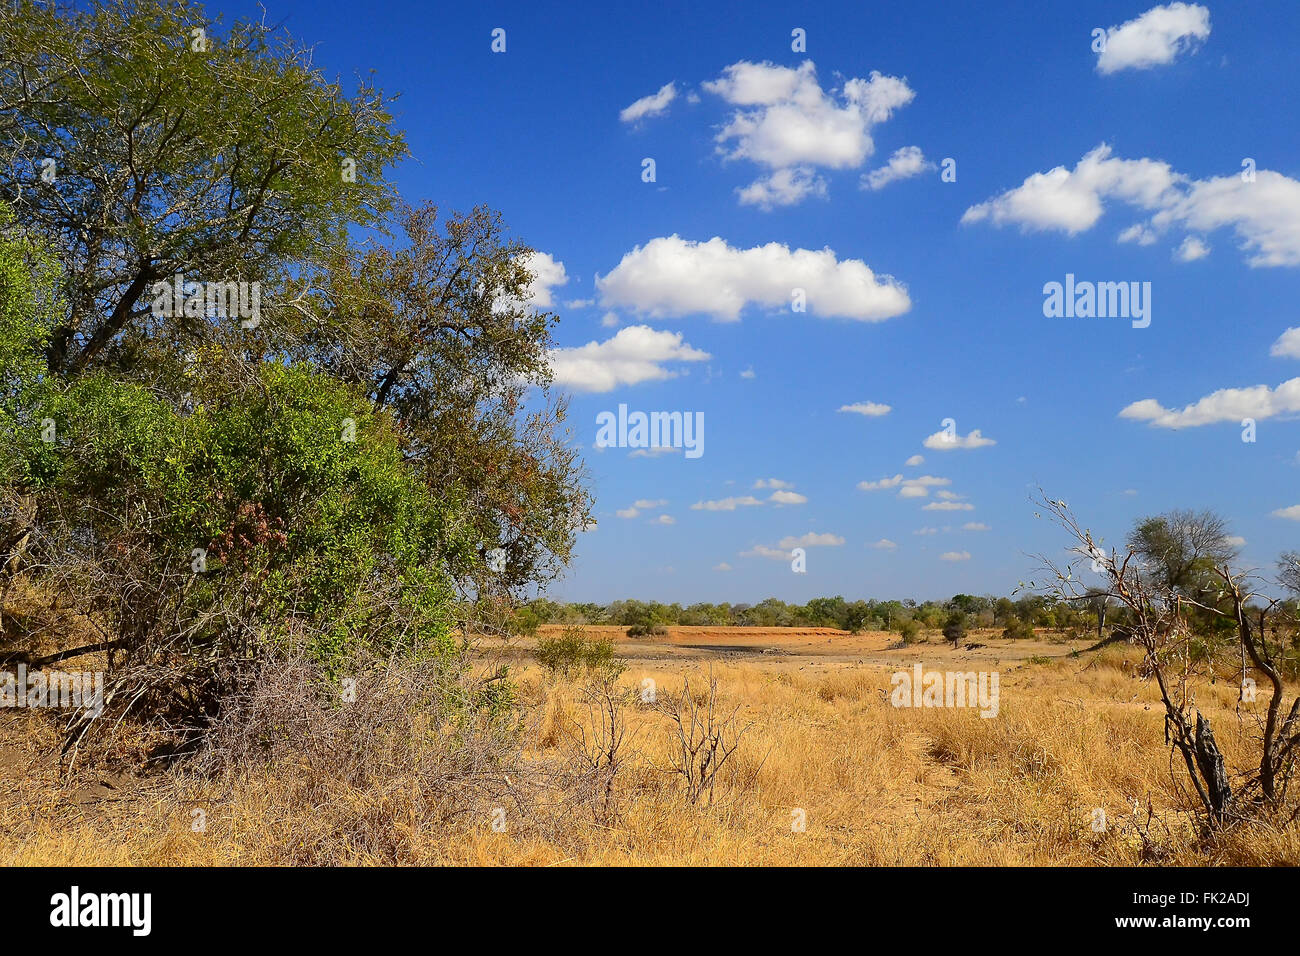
[1120,378,1300,427]
[936,490,965,500]
[704,60,914,169]
[1271,328,1300,359]
[565,298,594,309]
[600,311,620,328]
[769,490,808,505]
[1096,3,1211,75]
[870,538,898,550]
[777,532,844,548]
[923,428,996,450]
[713,562,733,572]
[737,167,828,209]
[1119,223,1159,245]
[924,501,975,511]
[740,544,793,561]
[740,366,757,379]
[962,144,1180,235]
[629,446,681,458]
[753,478,794,489]
[940,551,972,562]
[596,235,910,321]
[692,495,764,511]
[505,251,568,310]
[862,146,932,190]
[964,144,1300,268]
[654,514,676,525]
[1222,535,1247,547]
[619,81,678,123]
[858,474,951,497]
[616,499,667,519]
[913,527,938,535]
[549,325,710,392]
[904,454,924,467]
[962,522,990,531]
[1175,236,1210,261]
[838,401,892,416]
[1272,505,1300,521]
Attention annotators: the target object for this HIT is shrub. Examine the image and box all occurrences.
[1003,618,1036,640]
[537,627,621,677]
[12,351,474,737]
[897,619,921,643]
[627,622,669,638]
[942,612,968,645]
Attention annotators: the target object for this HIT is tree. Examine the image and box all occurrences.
[285,203,590,607]
[1037,493,1300,831]
[1126,509,1239,593]
[942,611,967,646]
[1279,551,1300,598]
[0,0,406,376]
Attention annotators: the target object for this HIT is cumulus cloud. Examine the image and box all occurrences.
[702,60,915,205]
[905,454,924,466]
[924,501,975,511]
[1271,328,1300,359]
[857,470,951,494]
[1120,378,1300,427]
[619,81,678,123]
[963,144,1300,268]
[962,522,991,531]
[914,527,938,535]
[549,325,710,392]
[596,235,910,321]
[858,474,951,498]
[1175,236,1210,261]
[838,401,892,416]
[736,167,828,209]
[940,551,972,562]
[740,367,757,379]
[923,428,996,450]
[713,562,733,572]
[653,514,676,525]
[615,498,668,519]
[692,495,764,511]
[1096,3,1210,75]
[862,146,932,190]
[778,532,845,548]
[753,478,794,489]
[870,538,898,550]
[500,251,568,310]
[769,490,808,505]
[1272,505,1300,521]
[740,544,793,560]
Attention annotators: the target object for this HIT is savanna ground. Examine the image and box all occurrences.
[3,620,1297,866]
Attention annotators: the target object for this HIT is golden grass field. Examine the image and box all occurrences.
[2,625,1297,866]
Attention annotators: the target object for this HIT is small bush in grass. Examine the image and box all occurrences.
[1003,618,1036,641]
[896,619,921,643]
[626,622,668,638]
[537,626,622,677]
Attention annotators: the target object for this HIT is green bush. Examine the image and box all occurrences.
[536,627,621,676]
[896,619,921,643]
[14,346,473,690]
[1003,618,1036,640]
[626,622,669,638]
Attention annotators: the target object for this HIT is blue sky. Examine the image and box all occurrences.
[224,0,1300,602]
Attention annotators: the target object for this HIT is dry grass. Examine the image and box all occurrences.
[2,638,1298,866]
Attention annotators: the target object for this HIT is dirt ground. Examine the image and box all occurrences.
[488,624,1087,671]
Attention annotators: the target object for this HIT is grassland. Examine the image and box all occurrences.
[2,626,1296,866]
